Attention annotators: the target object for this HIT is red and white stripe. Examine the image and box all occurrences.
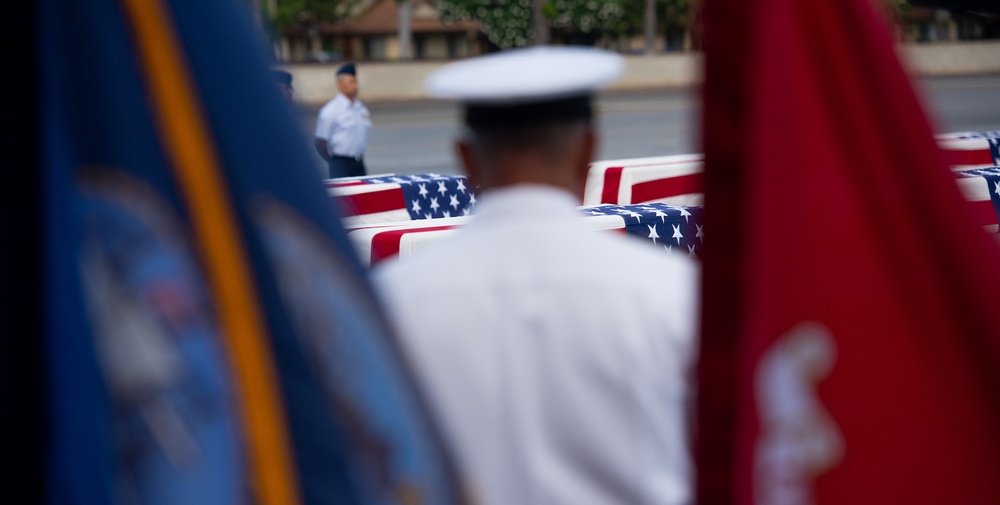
[327,181,412,227]
[346,217,469,267]
[583,133,994,207]
[936,133,997,170]
[583,154,704,206]
[349,213,641,268]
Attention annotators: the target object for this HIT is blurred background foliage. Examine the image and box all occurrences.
[436,0,697,49]
[436,0,536,48]
[255,0,998,62]
[268,0,363,31]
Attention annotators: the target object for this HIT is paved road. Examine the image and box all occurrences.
[297,73,1000,177]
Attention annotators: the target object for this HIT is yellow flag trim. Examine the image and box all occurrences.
[117,1,301,503]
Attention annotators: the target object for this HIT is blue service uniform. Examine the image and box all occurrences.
[315,93,371,178]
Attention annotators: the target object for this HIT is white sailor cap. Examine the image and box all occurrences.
[425,46,625,129]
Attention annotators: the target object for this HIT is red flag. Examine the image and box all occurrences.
[697,0,1000,503]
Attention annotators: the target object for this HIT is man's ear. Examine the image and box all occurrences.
[457,139,480,187]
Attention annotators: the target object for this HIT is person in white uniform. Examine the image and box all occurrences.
[373,47,699,505]
[314,62,371,178]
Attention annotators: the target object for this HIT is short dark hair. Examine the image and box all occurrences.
[463,94,592,131]
[466,118,592,164]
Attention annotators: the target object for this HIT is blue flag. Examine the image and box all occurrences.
[41,0,464,503]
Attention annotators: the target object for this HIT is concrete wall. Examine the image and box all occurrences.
[284,40,1000,104]
[899,40,1000,76]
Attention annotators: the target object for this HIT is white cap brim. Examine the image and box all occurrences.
[425,46,625,105]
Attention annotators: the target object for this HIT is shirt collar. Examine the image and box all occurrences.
[472,184,583,223]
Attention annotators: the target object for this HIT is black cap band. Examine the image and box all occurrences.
[337,62,356,76]
[464,94,592,130]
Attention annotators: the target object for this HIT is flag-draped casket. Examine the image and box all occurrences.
[580,133,998,208]
[326,174,477,227]
[341,155,1000,266]
[583,154,705,206]
[348,203,706,267]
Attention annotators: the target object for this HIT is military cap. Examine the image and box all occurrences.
[336,62,357,76]
[425,46,624,129]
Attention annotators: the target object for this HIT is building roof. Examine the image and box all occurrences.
[325,0,480,35]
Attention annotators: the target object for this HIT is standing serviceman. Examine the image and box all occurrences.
[373,46,699,505]
[315,62,371,178]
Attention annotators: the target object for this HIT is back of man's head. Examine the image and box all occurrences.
[460,118,595,195]
[424,47,623,197]
[468,119,590,163]
[462,93,593,161]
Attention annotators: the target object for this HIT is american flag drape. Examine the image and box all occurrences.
[329,131,998,231]
[582,133,999,208]
[326,174,477,227]
[348,203,705,268]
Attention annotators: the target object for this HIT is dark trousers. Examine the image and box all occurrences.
[328,155,366,178]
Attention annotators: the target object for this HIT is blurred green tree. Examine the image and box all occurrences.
[268,0,362,31]
[545,0,627,45]
[436,0,702,50]
[437,0,537,48]
[437,0,630,49]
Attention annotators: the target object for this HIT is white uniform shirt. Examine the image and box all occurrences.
[374,185,699,505]
[314,93,371,158]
